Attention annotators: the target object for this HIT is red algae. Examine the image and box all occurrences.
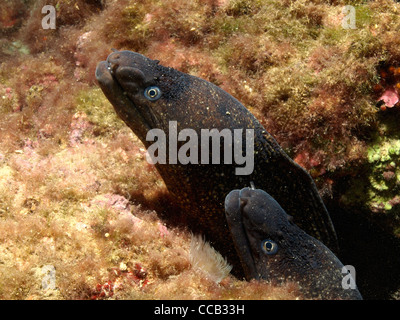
[374,64,400,110]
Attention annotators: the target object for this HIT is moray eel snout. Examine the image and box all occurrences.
[95,51,160,139]
[105,51,152,93]
[225,188,294,281]
[225,188,363,300]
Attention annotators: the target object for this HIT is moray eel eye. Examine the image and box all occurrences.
[261,239,278,255]
[144,86,162,101]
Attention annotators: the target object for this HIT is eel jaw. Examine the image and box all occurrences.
[225,189,259,281]
[95,60,150,142]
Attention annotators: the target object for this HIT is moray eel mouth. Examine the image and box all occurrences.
[225,188,260,280]
[95,51,159,141]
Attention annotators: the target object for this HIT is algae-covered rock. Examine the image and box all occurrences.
[75,87,127,136]
[2,0,400,300]
[367,138,400,215]
[342,134,400,235]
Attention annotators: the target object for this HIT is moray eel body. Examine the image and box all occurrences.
[225,187,362,300]
[95,50,339,276]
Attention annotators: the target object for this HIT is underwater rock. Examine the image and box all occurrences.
[74,31,94,81]
[69,112,92,146]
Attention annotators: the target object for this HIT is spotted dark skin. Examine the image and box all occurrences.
[95,50,339,277]
[225,187,362,300]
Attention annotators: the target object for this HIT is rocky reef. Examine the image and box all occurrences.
[1,0,400,299]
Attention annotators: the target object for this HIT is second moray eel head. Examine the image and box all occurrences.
[225,188,362,300]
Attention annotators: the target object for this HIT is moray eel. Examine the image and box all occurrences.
[95,50,339,277]
[225,187,362,300]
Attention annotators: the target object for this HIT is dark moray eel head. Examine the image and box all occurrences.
[95,51,155,141]
[95,50,260,148]
[225,187,363,299]
[225,187,293,281]
[95,50,187,147]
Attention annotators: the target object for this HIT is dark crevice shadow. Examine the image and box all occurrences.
[128,189,190,229]
[327,198,400,300]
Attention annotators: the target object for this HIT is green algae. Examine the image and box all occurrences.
[226,0,262,16]
[26,84,44,107]
[75,87,126,136]
[367,138,400,210]
[342,134,400,236]
[368,138,400,164]
[1,40,30,56]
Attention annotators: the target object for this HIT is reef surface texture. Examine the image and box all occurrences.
[1,0,400,300]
